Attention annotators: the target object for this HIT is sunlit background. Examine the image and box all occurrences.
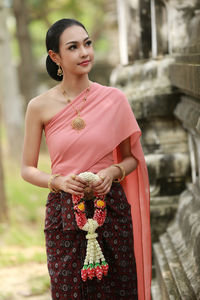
[1,0,200,299]
[0,0,119,299]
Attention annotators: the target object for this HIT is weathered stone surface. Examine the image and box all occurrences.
[116,0,141,64]
[111,55,190,248]
[153,243,181,299]
[164,0,200,53]
[167,185,200,298]
[174,53,200,64]
[113,3,200,299]
[141,119,188,155]
[151,0,168,57]
[172,42,200,55]
[166,2,200,100]
[151,278,162,300]
[174,96,200,134]
[153,182,200,298]
[169,9,200,99]
[110,57,180,120]
[160,233,196,299]
[150,196,178,243]
[188,9,200,44]
[141,116,190,196]
[139,0,151,58]
[146,153,190,195]
[169,63,200,99]
[110,57,174,92]
[130,93,180,120]
[197,117,200,132]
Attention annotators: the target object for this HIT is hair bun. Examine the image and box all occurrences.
[46,55,63,81]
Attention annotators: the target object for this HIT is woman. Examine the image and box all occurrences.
[21,18,151,300]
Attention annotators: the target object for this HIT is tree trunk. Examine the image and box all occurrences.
[0,109,7,222]
[0,0,23,160]
[13,0,37,105]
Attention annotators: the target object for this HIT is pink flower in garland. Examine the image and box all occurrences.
[87,264,95,280]
[81,265,88,282]
[95,263,103,280]
[75,212,87,229]
[94,209,107,227]
[101,261,109,276]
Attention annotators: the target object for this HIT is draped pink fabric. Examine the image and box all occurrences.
[44,82,152,299]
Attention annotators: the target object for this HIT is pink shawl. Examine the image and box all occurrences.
[45,82,152,299]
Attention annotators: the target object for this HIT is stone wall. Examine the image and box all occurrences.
[152,45,200,298]
[110,56,190,245]
[152,1,200,298]
[113,0,200,297]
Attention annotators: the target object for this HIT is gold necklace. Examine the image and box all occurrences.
[61,84,90,131]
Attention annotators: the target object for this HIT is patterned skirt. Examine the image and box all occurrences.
[44,182,138,300]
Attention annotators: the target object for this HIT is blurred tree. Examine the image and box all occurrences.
[0,0,23,160]
[13,0,38,105]
[26,0,108,58]
[11,0,108,103]
[27,0,107,37]
[0,116,7,221]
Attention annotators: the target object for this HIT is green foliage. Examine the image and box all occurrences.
[0,246,46,267]
[11,0,108,60]
[0,153,51,267]
[28,274,50,295]
[0,291,12,300]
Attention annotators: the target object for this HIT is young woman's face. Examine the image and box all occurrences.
[58,25,94,76]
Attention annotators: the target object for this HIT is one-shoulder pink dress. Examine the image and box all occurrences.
[44,82,152,300]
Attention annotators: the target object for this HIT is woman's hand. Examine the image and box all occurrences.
[53,174,87,195]
[92,167,115,195]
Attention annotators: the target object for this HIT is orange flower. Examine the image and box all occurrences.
[78,202,85,211]
[96,200,105,208]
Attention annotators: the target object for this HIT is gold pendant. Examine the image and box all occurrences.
[71,116,86,131]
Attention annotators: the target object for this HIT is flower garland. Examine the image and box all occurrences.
[72,172,109,281]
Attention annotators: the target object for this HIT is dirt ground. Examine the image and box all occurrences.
[0,263,51,300]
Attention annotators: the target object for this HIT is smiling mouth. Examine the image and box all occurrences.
[78,60,90,65]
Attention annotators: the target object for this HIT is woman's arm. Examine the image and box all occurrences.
[21,99,86,195]
[93,137,138,194]
[21,99,50,187]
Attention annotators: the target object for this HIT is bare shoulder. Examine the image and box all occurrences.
[27,87,54,112]
[26,86,58,124]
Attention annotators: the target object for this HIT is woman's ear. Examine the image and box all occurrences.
[48,50,60,65]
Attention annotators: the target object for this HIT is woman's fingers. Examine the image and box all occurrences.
[62,183,84,195]
[69,174,86,187]
[76,175,88,185]
[61,172,112,195]
[93,177,112,194]
[67,180,85,191]
[60,174,87,194]
[72,174,87,185]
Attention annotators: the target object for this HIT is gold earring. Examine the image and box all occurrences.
[57,64,63,76]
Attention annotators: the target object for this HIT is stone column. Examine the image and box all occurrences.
[139,0,152,58]
[116,0,129,64]
[151,0,168,58]
[116,0,140,64]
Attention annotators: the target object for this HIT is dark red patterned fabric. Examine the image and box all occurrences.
[44,182,138,300]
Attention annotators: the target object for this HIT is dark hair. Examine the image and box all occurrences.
[45,18,88,81]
